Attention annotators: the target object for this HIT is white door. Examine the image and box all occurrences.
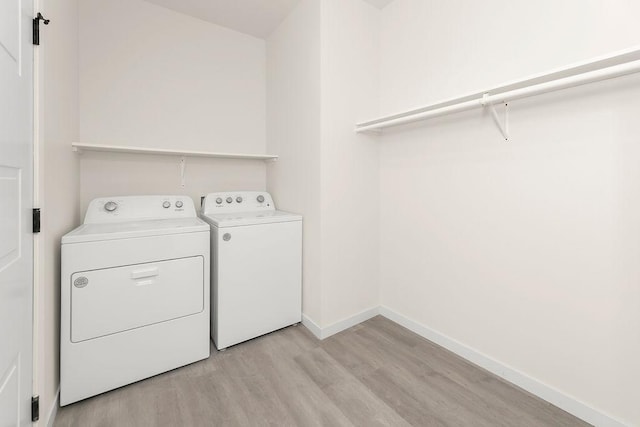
[0,0,35,425]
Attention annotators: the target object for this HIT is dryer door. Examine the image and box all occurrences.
[70,256,204,342]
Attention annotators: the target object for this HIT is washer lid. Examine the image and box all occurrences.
[62,217,209,244]
[201,210,302,228]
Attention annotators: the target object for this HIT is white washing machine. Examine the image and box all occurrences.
[201,191,302,350]
[60,196,210,406]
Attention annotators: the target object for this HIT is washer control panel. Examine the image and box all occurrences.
[202,191,275,214]
[84,195,196,224]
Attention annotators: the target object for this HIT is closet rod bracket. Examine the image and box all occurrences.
[481,93,509,141]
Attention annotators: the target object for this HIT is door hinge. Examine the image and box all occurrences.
[33,208,41,233]
[31,395,39,422]
[33,13,50,46]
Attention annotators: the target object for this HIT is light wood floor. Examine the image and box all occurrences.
[55,316,589,427]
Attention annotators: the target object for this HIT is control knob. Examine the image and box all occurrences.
[236,196,243,203]
[162,201,171,209]
[226,197,233,204]
[104,201,118,212]
[257,195,265,203]
[175,200,184,208]
[216,197,223,204]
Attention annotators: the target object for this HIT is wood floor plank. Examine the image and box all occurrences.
[173,371,249,426]
[359,366,451,427]
[250,336,353,426]
[295,347,412,426]
[55,317,590,427]
[356,318,587,427]
[321,328,395,379]
[353,322,524,426]
[324,378,413,427]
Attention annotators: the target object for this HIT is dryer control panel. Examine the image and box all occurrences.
[202,191,275,215]
[84,195,197,224]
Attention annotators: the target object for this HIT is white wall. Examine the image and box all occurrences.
[319,0,380,326]
[378,0,640,425]
[78,154,265,214]
[78,0,268,211]
[267,0,380,329]
[267,0,323,322]
[36,0,80,424]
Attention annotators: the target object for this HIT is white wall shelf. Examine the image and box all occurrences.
[356,45,640,136]
[72,143,279,161]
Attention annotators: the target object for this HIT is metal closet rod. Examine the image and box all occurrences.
[355,47,640,133]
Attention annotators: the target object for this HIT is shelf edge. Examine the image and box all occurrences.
[71,143,278,161]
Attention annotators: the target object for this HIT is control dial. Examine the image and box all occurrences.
[257,195,265,203]
[162,201,171,209]
[216,197,223,204]
[236,196,243,203]
[175,200,184,208]
[226,197,233,204]
[104,201,118,212]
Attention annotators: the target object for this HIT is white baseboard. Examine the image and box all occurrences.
[301,314,323,339]
[378,306,628,427]
[321,306,380,339]
[302,306,380,340]
[45,387,60,427]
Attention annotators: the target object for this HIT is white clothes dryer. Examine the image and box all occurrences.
[60,196,210,406]
[200,191,302,350]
